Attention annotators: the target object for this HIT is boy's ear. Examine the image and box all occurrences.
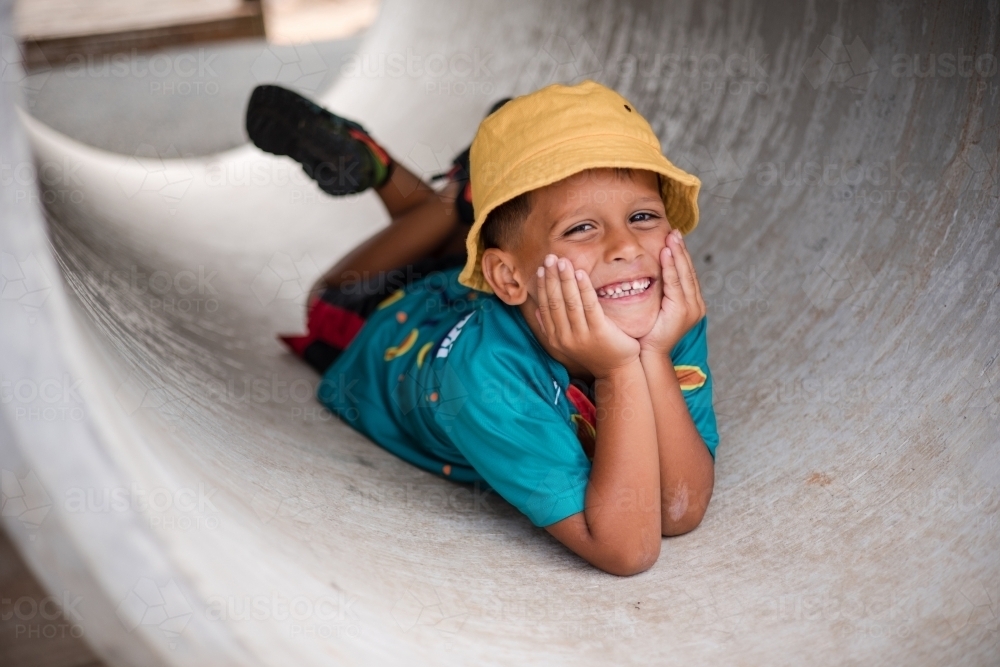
[481,248,528,305]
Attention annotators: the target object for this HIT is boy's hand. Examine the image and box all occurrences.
[638,230,706,355]
[535,254,641,379]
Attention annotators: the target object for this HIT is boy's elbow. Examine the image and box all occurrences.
[662,476,714,536]
[661,509,705,536]
[546,513,660,576]
[601,537,661,576]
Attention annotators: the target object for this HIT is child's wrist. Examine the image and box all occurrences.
[638,348,678,379]
[592,356,643,382]
[638,341,675,358]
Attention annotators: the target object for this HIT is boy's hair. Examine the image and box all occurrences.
[481,191,532,250]
[479,168,657,251]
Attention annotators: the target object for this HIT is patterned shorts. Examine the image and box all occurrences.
[280,254,466,374]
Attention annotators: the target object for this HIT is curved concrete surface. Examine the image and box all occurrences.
[2,0,998,664]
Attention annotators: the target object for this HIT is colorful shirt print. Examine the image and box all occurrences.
[318,267,718,527]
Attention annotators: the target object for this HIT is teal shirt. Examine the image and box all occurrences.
[318,267,718,527]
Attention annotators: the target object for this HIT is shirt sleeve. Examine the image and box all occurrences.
[670,316,720,459]
[434,355,591,528]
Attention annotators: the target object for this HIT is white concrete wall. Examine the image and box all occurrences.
[1,0,997,664]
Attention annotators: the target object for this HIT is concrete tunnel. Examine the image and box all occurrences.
[0,0,998,664]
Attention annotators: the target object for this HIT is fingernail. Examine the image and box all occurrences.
[537,266,544,277]
[557,258,566,270]
[544,255,555,267]
[575,269,585,281]
[665,247,673,256]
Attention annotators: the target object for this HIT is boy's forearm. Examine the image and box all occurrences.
[639,350,715,535]
[578,359,661,571]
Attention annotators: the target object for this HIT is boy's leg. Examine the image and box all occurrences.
[289,166,467,374]
[312,162,465,292]
[244,85,478,293]
[253,86,479,373]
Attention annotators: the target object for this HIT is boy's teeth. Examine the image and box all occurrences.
[596,278,651,298]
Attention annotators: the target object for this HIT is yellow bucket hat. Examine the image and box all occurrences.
[459,79,702,293]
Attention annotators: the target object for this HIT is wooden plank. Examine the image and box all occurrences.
[18,0,265,72]
[16,0,247,39]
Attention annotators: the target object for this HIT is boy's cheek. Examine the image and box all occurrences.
[520,284,542,310]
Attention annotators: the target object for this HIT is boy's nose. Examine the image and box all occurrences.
[603,224,643,263]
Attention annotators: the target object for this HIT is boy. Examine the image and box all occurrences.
[246,80,717,576]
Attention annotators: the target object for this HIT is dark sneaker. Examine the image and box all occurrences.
[245,84,392,196]
[432,97,513,224]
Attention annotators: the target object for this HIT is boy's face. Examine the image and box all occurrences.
[490,168,670,340]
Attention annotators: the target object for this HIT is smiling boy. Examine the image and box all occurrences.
[247,80,718,575]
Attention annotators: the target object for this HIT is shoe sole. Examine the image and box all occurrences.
[245,85,375,195]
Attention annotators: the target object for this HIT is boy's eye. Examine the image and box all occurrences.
[563,212,661,236]
[630,211,661,224]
